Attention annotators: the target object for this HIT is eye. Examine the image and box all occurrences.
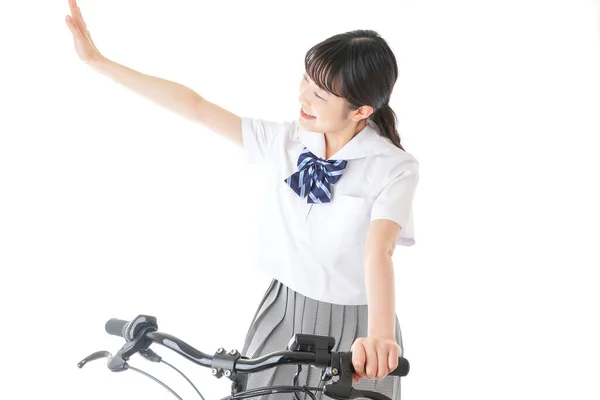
[314,92,323,100]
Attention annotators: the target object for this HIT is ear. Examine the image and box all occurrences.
[349,105,374,121]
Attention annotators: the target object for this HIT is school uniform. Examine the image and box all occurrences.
[238,116,419,400]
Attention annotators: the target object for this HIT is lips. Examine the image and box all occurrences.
[300,108,316,119]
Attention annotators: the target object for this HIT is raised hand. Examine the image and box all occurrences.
[65,0,104,64]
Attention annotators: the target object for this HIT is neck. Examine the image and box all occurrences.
[324,119,367,159]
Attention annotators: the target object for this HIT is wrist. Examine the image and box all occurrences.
[88,55,110,72]
[367,330,396,340]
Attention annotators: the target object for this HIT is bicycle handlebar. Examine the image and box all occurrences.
[81,314,410,400]
[105,317,410,378]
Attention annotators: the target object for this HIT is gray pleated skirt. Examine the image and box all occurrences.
[237,279,403,400]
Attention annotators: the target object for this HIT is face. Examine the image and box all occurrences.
[297,72,357,134]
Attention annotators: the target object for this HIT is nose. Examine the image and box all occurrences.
[298,91,311,108]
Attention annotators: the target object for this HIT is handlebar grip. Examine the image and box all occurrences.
[105,318,128,338]
[388,357,410,377]
[348,352,410,377]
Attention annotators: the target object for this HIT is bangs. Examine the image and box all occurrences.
[304,42,346,97]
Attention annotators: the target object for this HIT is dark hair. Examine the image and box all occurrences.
[304,29,405,151]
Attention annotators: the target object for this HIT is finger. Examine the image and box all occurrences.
[351,342,367,378]
[65,15,83,38]
[76,6,89,34]
[352,372,361,383]
[388,345,400,372]
[68,0,81,28]
[364,340,378,379]
[376,345,389,379]
[70,0,89,35]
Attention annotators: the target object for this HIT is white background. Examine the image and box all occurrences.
[1,0,599,399]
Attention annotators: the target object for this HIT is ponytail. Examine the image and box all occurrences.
[370,104,405,151]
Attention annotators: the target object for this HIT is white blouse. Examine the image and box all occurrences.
[241,117,419,305]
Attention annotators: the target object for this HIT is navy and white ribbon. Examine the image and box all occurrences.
[284,147,348,204]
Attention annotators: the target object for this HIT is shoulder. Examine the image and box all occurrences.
[240,117,300,164]
[241,116,299,137]
[370,134,419,179]
[364,120,418,165]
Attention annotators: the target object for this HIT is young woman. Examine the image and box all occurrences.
[66,0,419,398]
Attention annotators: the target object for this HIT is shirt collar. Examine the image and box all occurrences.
[297,119,397,161]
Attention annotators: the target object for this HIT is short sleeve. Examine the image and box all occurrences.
[370,159,420,246]
[241,117,294,165]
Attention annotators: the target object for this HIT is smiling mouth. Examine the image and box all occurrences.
[300,108,316,119]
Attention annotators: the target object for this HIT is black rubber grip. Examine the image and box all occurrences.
[348,352,410,377]
[105,318,128,338]
[388,357,410,377]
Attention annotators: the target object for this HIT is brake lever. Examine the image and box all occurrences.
[78,327,151,372]
[77,350,129,372]
[77,351,112,368]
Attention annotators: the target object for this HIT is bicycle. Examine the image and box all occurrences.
[78,314,410,400]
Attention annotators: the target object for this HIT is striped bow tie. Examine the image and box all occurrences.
[284,147,348,204]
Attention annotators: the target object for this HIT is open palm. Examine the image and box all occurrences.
[65,0,103,64]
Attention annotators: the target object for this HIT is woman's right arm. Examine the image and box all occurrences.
[90,59,242,146]
[65,0,242,146]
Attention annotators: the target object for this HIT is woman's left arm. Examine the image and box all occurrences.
[350,219,403,383]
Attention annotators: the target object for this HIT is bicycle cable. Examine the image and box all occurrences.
[126,364,183,400]
[293,365,303,400]
[221,385,322,400]
[140,348,206,400]
[163,359,206,400]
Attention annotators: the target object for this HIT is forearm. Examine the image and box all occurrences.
[89,57,203,121]
[365,252,396,339]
